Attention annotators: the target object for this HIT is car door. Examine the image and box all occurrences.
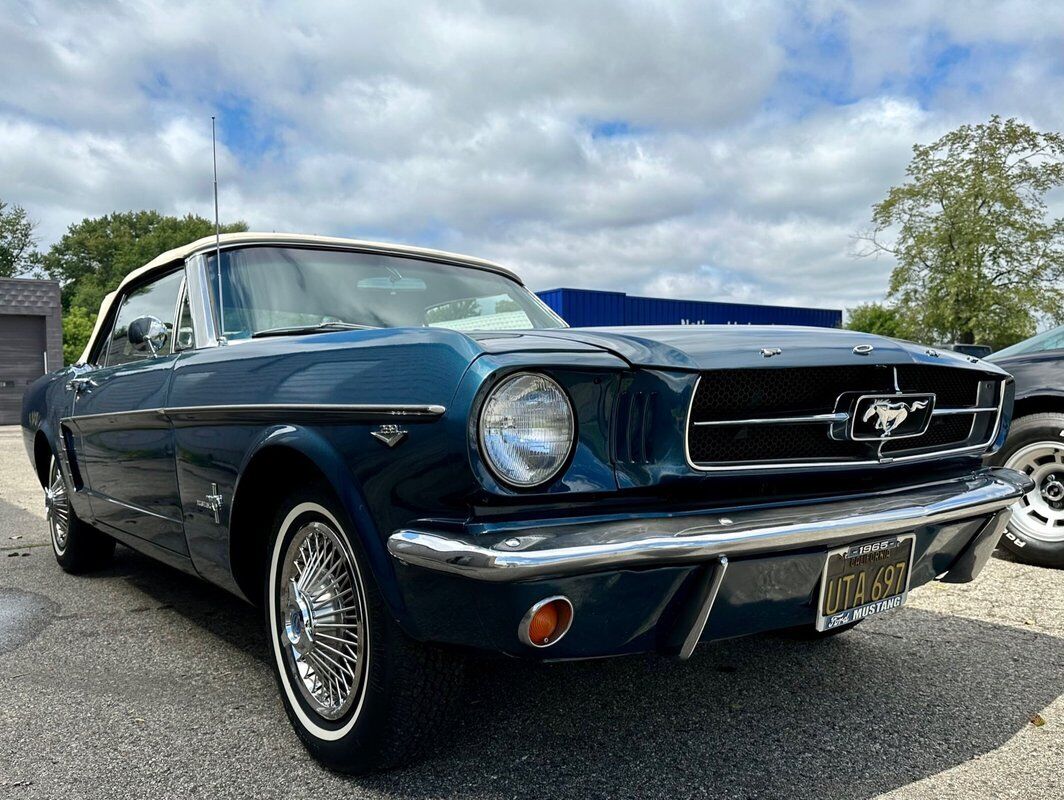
[67,267,190,555]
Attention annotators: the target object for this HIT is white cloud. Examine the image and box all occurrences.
[2,0,1064,314]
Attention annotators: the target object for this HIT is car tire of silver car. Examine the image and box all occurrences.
[994,413,1064,568]
[265,482,465,774]
[46,457,115,574]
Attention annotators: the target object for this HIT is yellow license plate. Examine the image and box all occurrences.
[816,534,915,632]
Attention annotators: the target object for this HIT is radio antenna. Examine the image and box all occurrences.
[211,116,226,344]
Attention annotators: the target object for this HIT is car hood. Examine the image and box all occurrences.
[469,326,1009,374]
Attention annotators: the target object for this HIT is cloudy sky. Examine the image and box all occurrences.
[4,0,1064,312]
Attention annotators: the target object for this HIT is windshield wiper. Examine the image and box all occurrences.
[251,321,379,338]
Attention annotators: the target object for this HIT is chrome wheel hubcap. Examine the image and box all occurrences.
[47,462,70,553]
[1005,442,1064,543]
[277,520,366,721]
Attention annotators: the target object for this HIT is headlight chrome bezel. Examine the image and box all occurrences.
[477,371,577,489]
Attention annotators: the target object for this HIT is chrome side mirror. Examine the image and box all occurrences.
[127,315,169,356]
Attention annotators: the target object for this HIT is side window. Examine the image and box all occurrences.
[102,270,184,367]
[174,289,195,352]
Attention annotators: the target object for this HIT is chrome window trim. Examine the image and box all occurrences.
[185,253,221,350]
[170,276,191,354]
[185,238,524,283]
[684,374,1006,472]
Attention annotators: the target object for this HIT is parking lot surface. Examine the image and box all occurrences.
[0,425,1061,799]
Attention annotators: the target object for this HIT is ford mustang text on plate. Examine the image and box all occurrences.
[22,233,1031,773]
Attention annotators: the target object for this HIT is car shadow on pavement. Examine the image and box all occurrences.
[118,544,1061,800]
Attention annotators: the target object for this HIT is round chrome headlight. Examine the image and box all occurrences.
[478,372,575,487]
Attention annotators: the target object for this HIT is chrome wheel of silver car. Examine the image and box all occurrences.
[46,459,70,555]
[276,518,368,722]
[1005,441,1064,544]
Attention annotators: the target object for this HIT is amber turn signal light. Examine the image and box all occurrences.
[519,596,574,648]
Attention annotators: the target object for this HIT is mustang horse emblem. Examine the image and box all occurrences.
[862,399,929,437]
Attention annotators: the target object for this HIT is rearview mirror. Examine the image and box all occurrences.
[127,315,169,356]
[356,276,427,291]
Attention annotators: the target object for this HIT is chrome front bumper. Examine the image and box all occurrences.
[388,468,1030,583]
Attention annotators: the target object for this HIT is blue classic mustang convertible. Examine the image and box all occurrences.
[23,233,1030,772]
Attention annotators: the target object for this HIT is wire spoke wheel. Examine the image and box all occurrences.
[1005,441,1064,544]
[46,460,71,554]
[277,520,368,721]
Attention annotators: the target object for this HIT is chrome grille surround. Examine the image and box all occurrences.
[685,365,1006,471]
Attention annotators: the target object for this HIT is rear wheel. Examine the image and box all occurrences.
[46,458,114,573]
[996,414,1064,568]
[266,484,464,773]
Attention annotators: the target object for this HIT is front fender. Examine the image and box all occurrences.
[229,423,409,623]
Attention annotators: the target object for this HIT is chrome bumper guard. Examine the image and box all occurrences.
[387,468,1031,583]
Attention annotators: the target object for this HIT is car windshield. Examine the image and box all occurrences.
[206,246,564,338]
[988,325,1064,361]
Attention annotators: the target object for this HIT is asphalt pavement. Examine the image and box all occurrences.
[0,425,1061,799]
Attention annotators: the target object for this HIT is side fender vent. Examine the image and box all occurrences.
[615,390,656,465]
[60,425,84,490]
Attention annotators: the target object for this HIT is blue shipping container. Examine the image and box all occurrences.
[536,287,841,329]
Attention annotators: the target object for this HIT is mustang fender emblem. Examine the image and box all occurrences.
[862,399,929,438]
[197,482,224,524]
[371,424,408,448]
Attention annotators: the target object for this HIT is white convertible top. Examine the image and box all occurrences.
[79,232,523,364]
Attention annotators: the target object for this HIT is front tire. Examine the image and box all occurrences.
[266,484,463,773]
[994,413,1064,568]
[46,458,115,573]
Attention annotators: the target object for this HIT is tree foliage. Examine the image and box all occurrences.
[0,199,40,278]
[43,211,247,362]
[62,305,97,366]
[845,302,913,340]
[860,116,1064,350]
[45,210,248,314]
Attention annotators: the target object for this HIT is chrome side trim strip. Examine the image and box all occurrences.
[62,403,446,428]
[387,469,1030,582]
[85,491,183,524]
[932,406,998,416]
[164,403,446,425]
[678,556,728,661]
[692,413,848,427]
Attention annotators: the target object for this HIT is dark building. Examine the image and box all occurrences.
[0,278,62,426]
[536,287,842,329]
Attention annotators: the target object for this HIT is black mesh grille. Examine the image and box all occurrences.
[689,423,867,464]
[880,415,974,454]
[687,364,998,467]
[896,365,980,407]
[690,366,894,421]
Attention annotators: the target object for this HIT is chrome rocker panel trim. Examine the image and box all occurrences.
[388,468,1030,582]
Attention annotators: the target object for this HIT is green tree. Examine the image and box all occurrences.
[0,199,40,277]
[44,211,247,362]
[845,302,913,339]
[62,305,97,365]
[859,116,1064,350]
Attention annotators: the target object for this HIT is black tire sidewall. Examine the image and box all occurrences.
[994,414,1064,568]
[48,457,115,573]
[264,483,404,772]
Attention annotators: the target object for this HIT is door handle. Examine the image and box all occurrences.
[66,377,98,393]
